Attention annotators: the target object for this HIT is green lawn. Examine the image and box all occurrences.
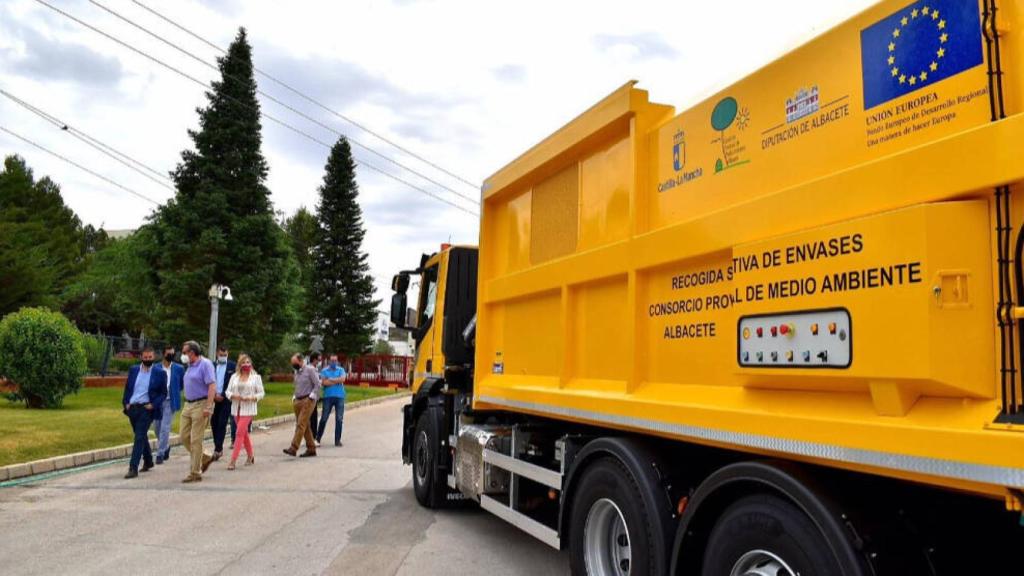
[0,383,397,467]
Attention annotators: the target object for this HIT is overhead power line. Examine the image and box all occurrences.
[32,0,478,217]
[130,0,481,191]
[0,125,161,206]
[89,0,479,206]
[0,88,174,191]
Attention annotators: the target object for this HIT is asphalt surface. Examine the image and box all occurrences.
[0,396,569,575]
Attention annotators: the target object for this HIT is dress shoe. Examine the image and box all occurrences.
[141,462,154,472]
[335,442,343,447]
[181,475,202,483]
[155,456,164,465]
[282,448,297,456]
[212,451,222,461]
[124,469,138,479]
[201,454,214,472]
[299,451,317,458]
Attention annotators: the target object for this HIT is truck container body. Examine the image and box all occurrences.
[395,1,1024,573]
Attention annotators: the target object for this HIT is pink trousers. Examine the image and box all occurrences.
[231,415,254,461]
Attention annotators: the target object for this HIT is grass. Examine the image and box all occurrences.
[0,383,397,467]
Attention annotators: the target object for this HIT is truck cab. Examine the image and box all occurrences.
[390,245,478,395]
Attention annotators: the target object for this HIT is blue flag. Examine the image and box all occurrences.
[860,0,984,109]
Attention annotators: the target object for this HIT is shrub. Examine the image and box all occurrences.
[0,307,87,408]
[106,356,137,373]
[80,334,110,374]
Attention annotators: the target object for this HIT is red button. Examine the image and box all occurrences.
[756,327,763,338]
[770,326,778,337]
[779,324,790,336]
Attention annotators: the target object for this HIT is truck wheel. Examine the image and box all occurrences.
[411,410,443,508]
[569,458,657,576]
[701,493,843,576]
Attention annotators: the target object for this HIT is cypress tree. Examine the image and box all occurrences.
[311,137,380,356]
[145,28,298,361]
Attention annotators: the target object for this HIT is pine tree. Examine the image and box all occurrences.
[0,155,87,315]
[144,28,298,361]
[311,138,380,357]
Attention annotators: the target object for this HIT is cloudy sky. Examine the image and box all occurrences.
[0,0,876,309]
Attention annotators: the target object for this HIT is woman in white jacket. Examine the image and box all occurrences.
[225,353,264,470]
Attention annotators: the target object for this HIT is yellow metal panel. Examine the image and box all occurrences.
[471,0,1024,496]
[531,164,579,264]
[502,290,562,380]
[579,137,631,251]
[569,276,629,386]
[647,0,993,233]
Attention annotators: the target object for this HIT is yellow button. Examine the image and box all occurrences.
[742,327,751,340]
[810,323,819,335]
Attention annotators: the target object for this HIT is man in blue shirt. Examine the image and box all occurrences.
[316,354,347,447]
[151,344,184,464]
[210,345,236,460]
[121,347,167,479]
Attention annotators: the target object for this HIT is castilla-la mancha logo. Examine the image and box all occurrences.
[672,129,686,171]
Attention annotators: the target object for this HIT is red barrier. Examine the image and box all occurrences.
[340,355,412,388]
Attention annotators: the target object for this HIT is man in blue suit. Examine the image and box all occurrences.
[122,347,167,479]
[210,344,236,460]
[151,344,184,464]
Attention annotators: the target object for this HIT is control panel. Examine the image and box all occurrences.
[738,309,851,368]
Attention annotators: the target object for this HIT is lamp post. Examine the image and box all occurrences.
[208,284,233,355]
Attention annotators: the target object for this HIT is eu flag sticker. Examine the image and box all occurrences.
[861,0,983,109]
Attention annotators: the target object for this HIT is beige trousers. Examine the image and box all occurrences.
[179,401,211,476]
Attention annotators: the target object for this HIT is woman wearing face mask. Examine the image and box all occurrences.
[224,353,264,470]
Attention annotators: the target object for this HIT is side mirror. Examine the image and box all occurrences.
[405,307,418,330]
[390,292,408,328]
[392,273,410,294]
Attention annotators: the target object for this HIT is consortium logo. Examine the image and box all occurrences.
[658,128,703,193]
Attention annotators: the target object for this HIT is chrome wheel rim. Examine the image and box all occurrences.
[583,498,631,576]
[730,549,796,576]
[414,430,429,485]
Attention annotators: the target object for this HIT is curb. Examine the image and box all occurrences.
[0,391,410,484]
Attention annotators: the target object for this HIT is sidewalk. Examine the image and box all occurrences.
[0,391,409,484]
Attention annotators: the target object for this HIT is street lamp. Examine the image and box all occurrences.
[208,284,233,355]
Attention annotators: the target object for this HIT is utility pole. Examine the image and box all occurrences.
[208,284,233,354]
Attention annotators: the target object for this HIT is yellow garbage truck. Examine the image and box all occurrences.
[391,1,1024,573]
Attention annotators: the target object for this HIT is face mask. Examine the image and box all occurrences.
[292,363,302,371]
[241,365,252,373]
[181,353,190,364]
[141,359,154,367]
[164,353,175,362]
[217,355,227,364]
[329,361,338,369]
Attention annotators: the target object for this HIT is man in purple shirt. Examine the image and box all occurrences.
[179,340,216,483]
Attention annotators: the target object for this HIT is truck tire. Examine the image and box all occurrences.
[701,493,843,576]
[411,410,444,508]
[569,458,658,576]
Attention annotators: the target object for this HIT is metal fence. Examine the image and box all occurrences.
[81,333,171,376]
[337,355,413,387]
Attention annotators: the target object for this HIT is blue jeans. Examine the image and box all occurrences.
[316,397,345,445]
[127,405,154,471]
[150,399,172,458]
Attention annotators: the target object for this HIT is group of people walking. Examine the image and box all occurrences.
[121,341,347,482]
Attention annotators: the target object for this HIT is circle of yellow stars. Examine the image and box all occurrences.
[887,5,948,87]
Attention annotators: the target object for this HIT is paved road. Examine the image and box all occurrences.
[0,397,569,575]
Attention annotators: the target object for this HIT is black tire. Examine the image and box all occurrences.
[702,493,843,576]
[569,458,660,576]
[411,409,444,508]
